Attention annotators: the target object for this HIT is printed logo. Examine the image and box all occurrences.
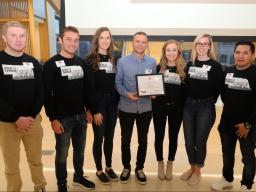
[225,73,251,91]
[99,61,115,73]
[164,70,181,85]
[2,64,34,80]
[188,66,209,80]
[60,66,84,80]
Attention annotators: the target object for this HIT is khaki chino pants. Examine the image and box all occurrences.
[0,115,46,191]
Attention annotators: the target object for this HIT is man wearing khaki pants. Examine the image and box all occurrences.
[0,21,46,192]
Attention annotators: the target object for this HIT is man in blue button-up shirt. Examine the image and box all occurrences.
[115,31,156,185]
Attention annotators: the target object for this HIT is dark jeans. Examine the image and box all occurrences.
[92,93,118,171]
[153,104,183,161]
[219,127,256,189]
[183,97,216,167]
[119,110,152,171]
[55,113,87,184]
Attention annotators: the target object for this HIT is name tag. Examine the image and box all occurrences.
[23,62,34,69]
[55,60,66,67]
[225,73,234,85]
[145,69,152,74]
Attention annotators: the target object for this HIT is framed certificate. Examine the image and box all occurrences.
[136,74,165,96]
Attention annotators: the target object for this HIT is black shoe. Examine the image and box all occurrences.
[57,183,67,192]
[96,171,111,184]
[120,169,130,184]
[105,168,118,181]
[73,176,95,190]
[135,169,147,185]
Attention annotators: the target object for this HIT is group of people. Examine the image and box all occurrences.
[0,20,255,192]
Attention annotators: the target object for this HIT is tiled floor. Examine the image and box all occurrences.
[0,107,255,191]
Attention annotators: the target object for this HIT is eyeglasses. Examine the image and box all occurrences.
[196,43,210,47]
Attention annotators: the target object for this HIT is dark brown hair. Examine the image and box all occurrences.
[59,26,79,39]
[89,27,115,70]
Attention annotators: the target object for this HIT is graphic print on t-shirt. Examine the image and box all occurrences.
[164,70,181,85]
[2,63,34,80]
[60,66,84,80]
[188,65,211,80]
[99,61,115,73]
[225,73,251,91]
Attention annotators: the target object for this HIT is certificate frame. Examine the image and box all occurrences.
[136,74,165,97]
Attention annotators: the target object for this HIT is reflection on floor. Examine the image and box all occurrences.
[0,107,255,191]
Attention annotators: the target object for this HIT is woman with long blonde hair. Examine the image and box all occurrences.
[181,34,224,185]
[152,40,185,180]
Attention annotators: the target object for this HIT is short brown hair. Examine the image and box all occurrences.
[1,21,26,36]
[59,26,79,39]
[133,31,148,40]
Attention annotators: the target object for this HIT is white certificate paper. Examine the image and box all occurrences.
[136,74,165,96]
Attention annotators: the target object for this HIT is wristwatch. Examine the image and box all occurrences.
[244,122,252,129]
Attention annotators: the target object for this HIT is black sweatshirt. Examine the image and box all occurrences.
[43,54,94,121]
[0,50,43,122]
[219,65,256,132]
[152,65,184,111]
[184,59,224,102]
[85,53,118,114]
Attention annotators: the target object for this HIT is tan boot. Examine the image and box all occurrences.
[158,161,165,180]
[166,161,173,180]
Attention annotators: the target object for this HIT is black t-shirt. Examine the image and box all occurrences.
[85,53,118,114]
[219,65,256,132]
[152,65,184,111]
[85,53,116,93]
[43,54,94,121]
[184,59,224,102]
[0,50,43,122]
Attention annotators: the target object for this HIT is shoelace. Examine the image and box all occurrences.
[122,169,129,177]
[137,170,146,178]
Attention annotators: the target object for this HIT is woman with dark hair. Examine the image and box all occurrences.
[85,27,119,184]
[152,40,185,180]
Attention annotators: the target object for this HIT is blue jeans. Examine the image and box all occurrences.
[219,126,256,189]
[92,93,118,171]
[183,97,216,167]
[55,113,87,184]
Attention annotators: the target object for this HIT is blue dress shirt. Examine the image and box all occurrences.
[115,53,157,114]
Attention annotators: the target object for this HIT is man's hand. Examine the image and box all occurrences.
[16,116,34,133]
[87,110,93,124]
[235,123,250,139]
[127,92,140,101]
[51,120,64,134]
[94,113,103,126]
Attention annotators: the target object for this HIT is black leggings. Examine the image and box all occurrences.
[153,105,183,161]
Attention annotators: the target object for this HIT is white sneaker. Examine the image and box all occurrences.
[187,173,201,185]
[180,169,193,180]
[165,161,173,180]
[239,185,250,191]
[158,161,165,180]
[211,177,233,191]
